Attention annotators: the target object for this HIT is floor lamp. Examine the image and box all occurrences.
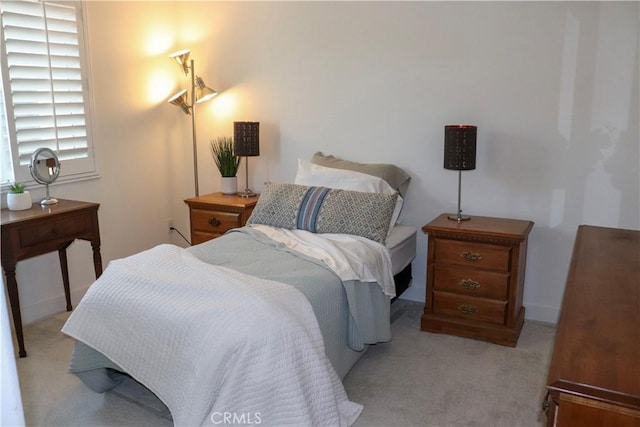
[443,124,477,222]
[168,49,217,197]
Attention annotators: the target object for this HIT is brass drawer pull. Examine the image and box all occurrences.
[457,304,478,315]
[208,217,221,227]
[460,279,480,290]
[461,251,483,262]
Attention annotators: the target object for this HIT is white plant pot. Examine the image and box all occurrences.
[7,191,32,211]
[221,176,238,195]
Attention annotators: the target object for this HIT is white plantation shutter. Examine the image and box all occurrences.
[0,0,95,184]
[0,80,12,183]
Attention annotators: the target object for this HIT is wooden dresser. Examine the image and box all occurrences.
[184,192,258,245]
[421,214,534,347]
[545,225,640,427]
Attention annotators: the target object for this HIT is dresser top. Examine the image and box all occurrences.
[422,214,533,240]
[1,199,100,226]
[547,225,640,405]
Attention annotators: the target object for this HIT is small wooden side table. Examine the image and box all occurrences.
[421,214,533,347]
[1,199,103,357]
[184,192,258,245]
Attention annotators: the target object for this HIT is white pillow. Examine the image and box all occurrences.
[294,158,404,231]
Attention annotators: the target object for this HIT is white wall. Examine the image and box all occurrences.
[1,286,24,425]
[180,1,640,323]
[5,1,638,326]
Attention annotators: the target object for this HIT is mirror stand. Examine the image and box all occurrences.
[40,183,58,205]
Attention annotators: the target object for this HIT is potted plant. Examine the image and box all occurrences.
[7,182,32,211]
[210,136,240,195]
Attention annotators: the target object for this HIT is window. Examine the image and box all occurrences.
[0,0,96,186]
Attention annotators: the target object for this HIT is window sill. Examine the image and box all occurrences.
[0,171,101,197]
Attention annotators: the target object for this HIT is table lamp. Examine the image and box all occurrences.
[444,125,477,221]
[234,122,260,197]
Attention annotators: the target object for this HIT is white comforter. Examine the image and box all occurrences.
[251,224,396,297]
[62,244,362,426]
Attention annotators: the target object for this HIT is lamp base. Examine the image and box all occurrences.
[448,213,471,222]
[238,188,257,198]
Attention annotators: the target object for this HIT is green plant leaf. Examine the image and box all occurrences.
[9,182,25,193]
[210,136,240,177]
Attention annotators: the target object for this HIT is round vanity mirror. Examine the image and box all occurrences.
[29,147,61,205]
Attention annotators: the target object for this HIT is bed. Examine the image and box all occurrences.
[62,154,416,426]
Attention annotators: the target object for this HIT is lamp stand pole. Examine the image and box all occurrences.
[239,155,256,198]
[448,170,470,222]
[190,59,199,197]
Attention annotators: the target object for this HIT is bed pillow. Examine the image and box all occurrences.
[247,182,398,244]
[294,158,404,229]
[311,152,411,198]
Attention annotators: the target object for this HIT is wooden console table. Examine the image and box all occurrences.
[545,225,640,426]
[1,199,102,357]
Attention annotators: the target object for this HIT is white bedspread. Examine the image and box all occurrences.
[62,244,362,426]
[251,224,396,297]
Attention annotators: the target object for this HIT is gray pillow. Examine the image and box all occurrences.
[247,182,398,244]
[311,152,411,198]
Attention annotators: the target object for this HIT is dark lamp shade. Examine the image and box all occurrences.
[444,125,477,171]
[234,122,260,157]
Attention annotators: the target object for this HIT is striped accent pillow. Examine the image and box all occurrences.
[247,182,398,244]
[297,186,331,232]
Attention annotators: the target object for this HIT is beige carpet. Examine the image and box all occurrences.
[15,300,555,427]
[346,300,554,427]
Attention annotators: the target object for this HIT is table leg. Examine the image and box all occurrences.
[58,243,73,311]
[546,393,557,427]
[4,265,26,358]
[92,240,103,278]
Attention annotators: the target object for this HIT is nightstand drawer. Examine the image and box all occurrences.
[433,266,509,299]
[433,291,507,325]
[191,231,221,245]
[190,209,240,234]
[435,240,511,272]
[185,193,258,245]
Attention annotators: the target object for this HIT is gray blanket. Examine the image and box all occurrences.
[189,227,391,353]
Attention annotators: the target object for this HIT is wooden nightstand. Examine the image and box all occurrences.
[184,193,258,245]
[421,214,534,347]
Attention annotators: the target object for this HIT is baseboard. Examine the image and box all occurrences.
[522,303,559,324]
[396,285,425,302]
[21,286,91,325]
